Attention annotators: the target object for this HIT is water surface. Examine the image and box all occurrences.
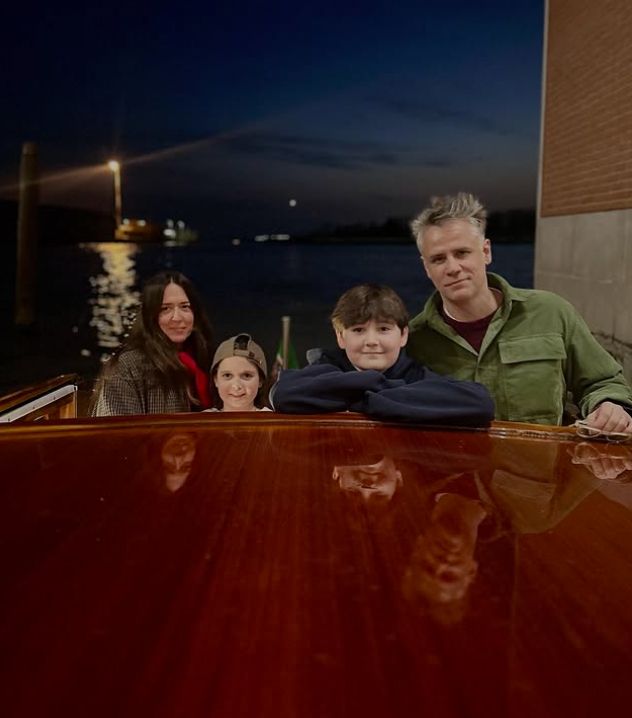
[0,240,534,390]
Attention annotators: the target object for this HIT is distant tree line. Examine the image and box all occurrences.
[0,200,114,245]
[0,199,536,245]
[486,209,535,243]
[298,208,535,244]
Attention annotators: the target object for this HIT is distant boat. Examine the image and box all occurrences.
[115,218,198,245]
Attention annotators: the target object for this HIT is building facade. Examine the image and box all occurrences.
[536,0,632,380]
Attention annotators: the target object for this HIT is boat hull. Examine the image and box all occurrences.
[0,413,630,717]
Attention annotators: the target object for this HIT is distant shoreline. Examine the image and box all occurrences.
[0,199,536,246]
[291,235,534,245]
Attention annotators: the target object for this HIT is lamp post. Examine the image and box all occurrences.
[107,159,122,231]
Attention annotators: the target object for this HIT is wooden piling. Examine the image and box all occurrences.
[15,141,39,326]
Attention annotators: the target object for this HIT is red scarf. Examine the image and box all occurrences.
[178,351,211,409]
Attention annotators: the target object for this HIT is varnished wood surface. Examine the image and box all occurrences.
[0,414,631,717]
[0,374,77,416]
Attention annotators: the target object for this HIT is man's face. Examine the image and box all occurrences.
[336,319,408,371]
[406,493,486,604]
[420,219,491,308]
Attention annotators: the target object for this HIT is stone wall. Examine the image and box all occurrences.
[536,210,632,380]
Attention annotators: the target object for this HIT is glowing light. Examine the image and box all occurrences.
[107,160,122,231]
[289,199,297,207]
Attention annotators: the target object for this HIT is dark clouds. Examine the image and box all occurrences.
[375,97,515,136]
[0,1,544,237]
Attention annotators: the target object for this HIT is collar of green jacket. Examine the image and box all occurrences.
[415,272,528,326]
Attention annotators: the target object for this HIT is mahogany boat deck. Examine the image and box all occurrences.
[0,413,631,717]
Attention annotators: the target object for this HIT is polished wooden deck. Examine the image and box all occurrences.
[0,374,78,422]
[0,414,631,717]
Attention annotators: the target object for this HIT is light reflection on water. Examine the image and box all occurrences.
[87,242,141,360]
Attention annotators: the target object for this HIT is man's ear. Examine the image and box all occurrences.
[483,238,492,265]
[400,326,409,347]
[335,328,346,349]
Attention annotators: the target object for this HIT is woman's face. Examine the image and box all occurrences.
[161,432,197,492]
[214,356,262,411]
[158,282,194,346]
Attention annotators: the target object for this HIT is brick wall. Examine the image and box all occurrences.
[541,0,632,216]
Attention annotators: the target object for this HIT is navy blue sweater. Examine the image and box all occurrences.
[271,348,495,427]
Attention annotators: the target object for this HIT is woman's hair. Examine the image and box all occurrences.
[95,271,213,407]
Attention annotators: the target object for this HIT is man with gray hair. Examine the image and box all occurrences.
[407,192,632,431]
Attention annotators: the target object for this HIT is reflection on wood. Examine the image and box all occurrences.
[0,414,630,717]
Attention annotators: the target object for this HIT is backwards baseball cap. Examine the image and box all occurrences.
[211,334,267,378]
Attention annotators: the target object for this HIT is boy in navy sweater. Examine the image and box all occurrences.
[270,284,494,426]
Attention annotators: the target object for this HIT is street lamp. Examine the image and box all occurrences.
[107,159,122,230]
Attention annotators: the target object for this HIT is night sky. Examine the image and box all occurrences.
[1,1,544,239]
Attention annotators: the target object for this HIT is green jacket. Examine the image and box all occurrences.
[408,273,632,425]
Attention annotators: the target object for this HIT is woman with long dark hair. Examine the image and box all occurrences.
[92,271,213,415]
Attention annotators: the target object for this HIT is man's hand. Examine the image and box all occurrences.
[569,442,632,481]
[583,401,632,434]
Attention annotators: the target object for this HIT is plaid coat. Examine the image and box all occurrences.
[92,350,191,416]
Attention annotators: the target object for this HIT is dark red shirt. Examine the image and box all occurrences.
[440,308,497,353]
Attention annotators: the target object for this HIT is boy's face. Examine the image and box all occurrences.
[332,455,403,502]
[336,319,408,371]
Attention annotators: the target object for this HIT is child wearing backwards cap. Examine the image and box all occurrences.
[209,334,271,412]
[270,284,494,426]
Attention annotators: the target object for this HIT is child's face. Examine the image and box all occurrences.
[214,356,262,411]
[335,319,408,371]
[332,455,402,502]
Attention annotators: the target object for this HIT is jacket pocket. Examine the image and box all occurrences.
[498,334,567,423]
